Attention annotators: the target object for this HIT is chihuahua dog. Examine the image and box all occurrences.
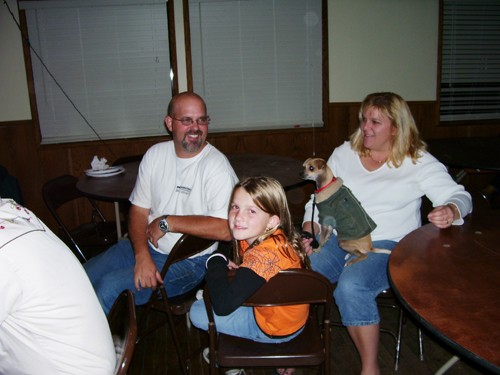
[300,157,390,265]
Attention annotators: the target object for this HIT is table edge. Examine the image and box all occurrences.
[388,268,500,374]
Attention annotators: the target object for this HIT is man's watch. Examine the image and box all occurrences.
[159,215,170,233]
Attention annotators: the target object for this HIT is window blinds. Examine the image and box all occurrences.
[440,0,500,122]
[189,0,323,132]
[20,0,172,144]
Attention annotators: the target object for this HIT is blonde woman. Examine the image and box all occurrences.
[302,92,472,375]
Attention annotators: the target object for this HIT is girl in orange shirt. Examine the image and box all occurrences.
[190,176,309,374]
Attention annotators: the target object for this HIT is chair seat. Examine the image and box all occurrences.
[217,315,324,368]
[42,174,120,263]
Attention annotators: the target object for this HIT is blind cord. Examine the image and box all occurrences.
[3,0,116,158]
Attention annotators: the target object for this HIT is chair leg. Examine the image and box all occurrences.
[136,293,189,374]
[418,328,425,361]
[136,302,169,343]
[136,304,151,343]
[435,355,460,375]
[394,305,404,371]
[165,310,189,375]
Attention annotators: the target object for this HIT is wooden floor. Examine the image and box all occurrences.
[127,296,492,375]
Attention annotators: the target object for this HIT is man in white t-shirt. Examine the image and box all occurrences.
[0,198,116,375]
[85,92,238,314]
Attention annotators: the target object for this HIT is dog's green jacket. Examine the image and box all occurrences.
[317,185,377,241]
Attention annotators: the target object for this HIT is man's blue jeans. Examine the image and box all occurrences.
[308,234,397,326]
[84,239,210,315]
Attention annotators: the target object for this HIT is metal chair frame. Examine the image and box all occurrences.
[108,289,138,375]
[42,174,117,263]
[203,268,333,375]
[330,287,424,371]
[136,234,215,375]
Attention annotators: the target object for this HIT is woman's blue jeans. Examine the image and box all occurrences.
[84,239,209,315]
[190,300,302,343]
[309,234,397,326]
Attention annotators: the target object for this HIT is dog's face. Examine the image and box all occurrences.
[300,157,327,182]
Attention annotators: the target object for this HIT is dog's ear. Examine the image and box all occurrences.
[317,158,326,170]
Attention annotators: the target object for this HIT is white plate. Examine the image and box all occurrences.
[85,166,125,177]
[85,166,124,175]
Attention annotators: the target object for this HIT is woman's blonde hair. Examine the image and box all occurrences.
[231,176,310,269]
[350,92,427,167]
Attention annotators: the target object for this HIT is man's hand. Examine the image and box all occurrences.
[146,216,167,248]
[133,252,163,291]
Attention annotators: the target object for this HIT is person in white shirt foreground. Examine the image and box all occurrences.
[301,92,472,375]
[0,198,116,375]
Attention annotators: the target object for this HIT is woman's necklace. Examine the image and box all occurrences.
[369,152,387,164]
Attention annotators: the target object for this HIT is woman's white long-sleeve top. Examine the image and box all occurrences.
[303,141,473,242]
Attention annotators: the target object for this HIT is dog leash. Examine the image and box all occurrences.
[302,176,338,248]
[306,177,337,249]
[309,195,319,248]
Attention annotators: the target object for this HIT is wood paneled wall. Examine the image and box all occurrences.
[1,100,499,232]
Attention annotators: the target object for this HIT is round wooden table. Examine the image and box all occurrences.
[226,153,305,190]
[76,154,304,200]
[389,202,500,374]
[76,154,306,237]
[77,161,140,238]
[77,161,140,203]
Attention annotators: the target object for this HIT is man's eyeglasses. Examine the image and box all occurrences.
[171,116,211,126]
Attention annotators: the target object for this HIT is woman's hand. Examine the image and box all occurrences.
[427,204,459,229]
[227,260,239,270]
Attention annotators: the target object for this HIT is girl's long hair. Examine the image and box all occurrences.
[231,176,310,269]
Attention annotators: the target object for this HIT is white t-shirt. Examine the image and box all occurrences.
[0,199,116,375]
[130,141,238,254]
[303,141,472,242]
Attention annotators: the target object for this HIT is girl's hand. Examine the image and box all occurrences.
[301,222,319,256]
[227,260,239,270]
[301,236,315,256]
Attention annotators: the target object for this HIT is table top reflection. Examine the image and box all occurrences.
[389,202,500,373]
[77,161,140,202]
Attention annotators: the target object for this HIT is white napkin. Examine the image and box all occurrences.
[90,155,109,171]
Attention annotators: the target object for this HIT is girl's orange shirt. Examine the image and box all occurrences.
[239,229,309,336]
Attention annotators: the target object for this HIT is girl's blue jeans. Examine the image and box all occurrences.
[190,301,302,343]
[309,234,397,326]
[84,239,209,315]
